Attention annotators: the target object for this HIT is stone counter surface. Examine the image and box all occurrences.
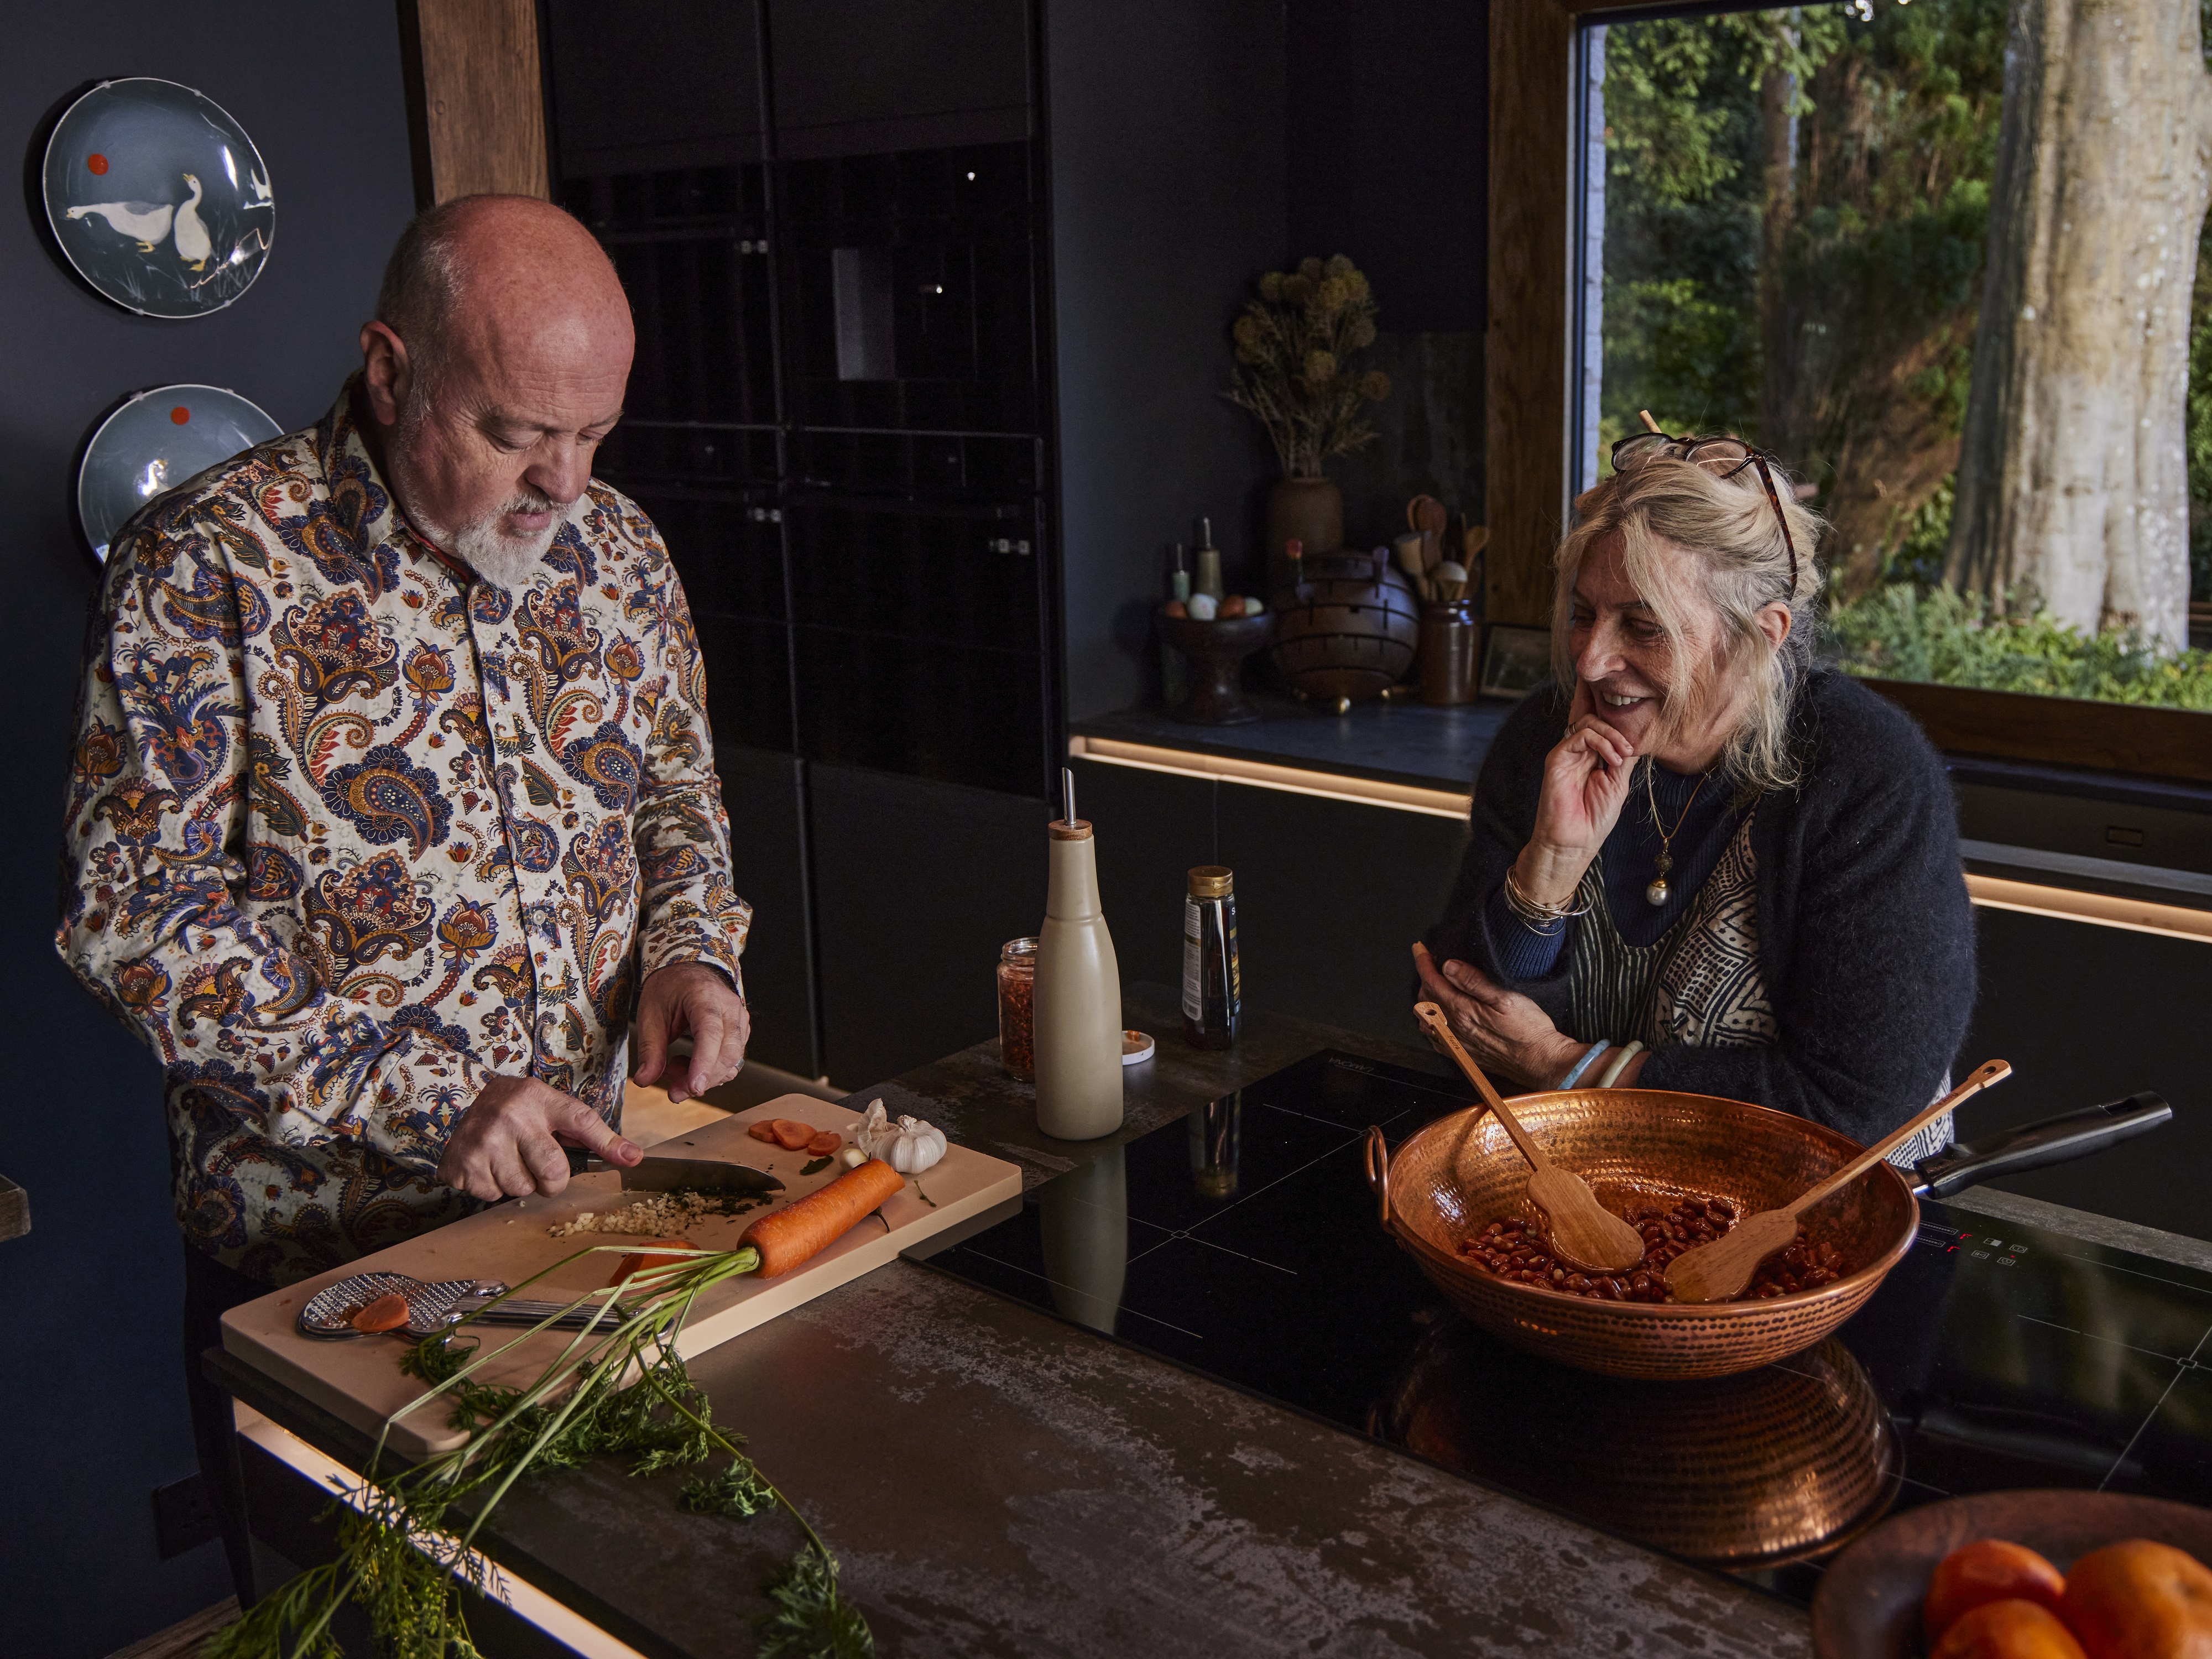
[220,986,2205,1657]
[445,988,1813,1656]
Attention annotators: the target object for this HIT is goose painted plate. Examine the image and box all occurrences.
[42,77,275,318]
[77,385,281,562]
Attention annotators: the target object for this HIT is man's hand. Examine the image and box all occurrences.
[633,962,750,1104]
[1413,942,1582,1091]
[438,1076,641,1201]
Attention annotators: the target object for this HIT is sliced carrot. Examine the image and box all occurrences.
[352,1292,411,1332]
[741,1157,905,1277]
[806,1130,841,1157]
[770,1118,815,1151]
[747,1119,779,1144]
[608,1237,698,1287]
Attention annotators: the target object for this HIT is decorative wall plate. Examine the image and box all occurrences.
[77,385,280,562]
[42,78,274,318]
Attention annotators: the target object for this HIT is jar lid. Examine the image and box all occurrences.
[1187,865,1234,898]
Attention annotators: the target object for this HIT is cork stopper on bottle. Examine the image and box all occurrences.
[1048,819,1093,842]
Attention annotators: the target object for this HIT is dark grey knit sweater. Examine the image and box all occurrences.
[1425,670,1977,1145]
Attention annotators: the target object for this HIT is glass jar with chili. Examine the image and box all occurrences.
[997,936,1039,1081]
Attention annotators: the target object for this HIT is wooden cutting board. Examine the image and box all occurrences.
[221,1093,1021,1457]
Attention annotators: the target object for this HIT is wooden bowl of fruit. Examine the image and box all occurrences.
[1812,1489,2212,1656]
[1155,596,1273,724]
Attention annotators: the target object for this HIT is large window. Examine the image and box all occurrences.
[1577,0,2212,714]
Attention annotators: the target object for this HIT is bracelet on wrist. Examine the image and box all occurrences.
[1504,866,1592,928]
[1557,1039,1610,1090]
[1595,1040,1645,1088]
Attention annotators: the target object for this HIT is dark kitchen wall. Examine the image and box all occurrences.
[0,11,418,1656]
[1046,0,1287,721]
[1049,0,1491,719]
[1286,0,1489,554]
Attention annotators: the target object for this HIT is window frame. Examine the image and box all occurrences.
[1488,0,2212,785]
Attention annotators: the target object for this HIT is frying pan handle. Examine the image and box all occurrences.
[1910,1091,2171,1199]
[1363,1124,1391,1228]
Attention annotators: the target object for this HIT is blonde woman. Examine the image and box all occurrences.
[1418,435,1974,1153]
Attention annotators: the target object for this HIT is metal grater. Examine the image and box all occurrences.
[296,1272,634,1340]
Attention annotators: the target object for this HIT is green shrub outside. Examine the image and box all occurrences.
[1827,584,2212,711]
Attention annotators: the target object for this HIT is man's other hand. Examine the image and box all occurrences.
[633,962,750,1104]
[439,1076,641,1201]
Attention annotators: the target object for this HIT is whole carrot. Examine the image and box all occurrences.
[741,1158,905,1276]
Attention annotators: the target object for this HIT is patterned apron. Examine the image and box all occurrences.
[1563,818,1952,1167]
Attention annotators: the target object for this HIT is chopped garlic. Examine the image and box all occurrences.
[548,1192,721,1238]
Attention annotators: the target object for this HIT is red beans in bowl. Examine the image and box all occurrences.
[1457,1196,1850,1303]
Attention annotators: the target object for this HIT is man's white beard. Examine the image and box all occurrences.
[390,394,575,588]
[443,498,568,589]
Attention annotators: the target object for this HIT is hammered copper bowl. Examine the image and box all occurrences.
[1371,1327,1900,1569]
[1363,1088,1920,1380]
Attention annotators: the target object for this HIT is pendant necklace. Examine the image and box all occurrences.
[1644,759,1709,907]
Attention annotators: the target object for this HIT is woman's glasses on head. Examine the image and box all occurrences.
[1608,431,1801,596]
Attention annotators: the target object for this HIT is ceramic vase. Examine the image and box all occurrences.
[1266,476,1343,592]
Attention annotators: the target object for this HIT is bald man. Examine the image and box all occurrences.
[59,196,750,1595]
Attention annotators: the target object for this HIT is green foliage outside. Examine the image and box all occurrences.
[1599,0,2002,487]
[1828,585,2212,709]
[1601,0,2212,707]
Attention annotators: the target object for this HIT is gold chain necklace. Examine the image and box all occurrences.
[1644,759,1709,907]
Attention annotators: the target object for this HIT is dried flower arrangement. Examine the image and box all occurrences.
[1227,255,1391,479]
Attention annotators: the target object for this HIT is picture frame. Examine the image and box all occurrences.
[1479,624,1553,700]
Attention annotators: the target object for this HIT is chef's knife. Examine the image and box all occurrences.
[619,1156,785,1197]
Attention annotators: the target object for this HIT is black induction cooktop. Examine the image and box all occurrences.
[905,1049,2212,1603]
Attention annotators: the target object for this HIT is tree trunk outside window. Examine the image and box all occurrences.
[1945,0,2212,648]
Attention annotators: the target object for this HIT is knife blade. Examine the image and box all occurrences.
[619,1156,785,1197]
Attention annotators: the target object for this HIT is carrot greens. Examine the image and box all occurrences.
[205,1242,872,1659]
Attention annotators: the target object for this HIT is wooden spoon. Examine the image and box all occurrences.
[1408,495,1448,577]
[1413,1003,1645,1274]
[1666,1058,2014,1305]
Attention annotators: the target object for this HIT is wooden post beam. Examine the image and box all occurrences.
[399,0,551,207]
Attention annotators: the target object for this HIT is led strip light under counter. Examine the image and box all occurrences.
[1068,736,2212,946]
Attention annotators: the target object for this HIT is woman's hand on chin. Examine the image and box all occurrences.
[1414,945,1583,1090]
[1521,679,1641,902]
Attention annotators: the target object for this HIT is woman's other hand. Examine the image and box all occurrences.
[1519,679,1640,904]
[1414,943,1582,1089]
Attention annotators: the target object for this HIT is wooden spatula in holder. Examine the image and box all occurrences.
[1413,1003,1644,1274]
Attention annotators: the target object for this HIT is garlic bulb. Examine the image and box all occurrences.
[848,1099,948,1175]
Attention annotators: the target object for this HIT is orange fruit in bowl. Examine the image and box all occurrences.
[1927,1539,2069,1643]
[2058,1538,2212,1659]
[1930,1599,2088,1659]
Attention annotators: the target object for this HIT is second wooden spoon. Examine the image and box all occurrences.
[1413,1003,1644,1274]
[1666,1058,2013,1305]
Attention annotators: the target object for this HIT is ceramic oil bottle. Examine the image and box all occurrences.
[1034,770,1124,1140]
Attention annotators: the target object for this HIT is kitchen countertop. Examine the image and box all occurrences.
[211,987,2212,1658]
[1074,696,1509,793]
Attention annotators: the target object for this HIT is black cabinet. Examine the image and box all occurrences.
[1072,756,1471,1050]
[545,0,1062,1087]
[766,0,1030,158]
[716,744,820,1078]
[546,0,767,174]
[777,143,1041,434]
[807,763,1047,1085]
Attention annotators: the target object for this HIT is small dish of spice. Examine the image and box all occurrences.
[997,937,1037,1081]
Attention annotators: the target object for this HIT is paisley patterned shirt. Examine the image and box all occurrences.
[57,382,750,1285]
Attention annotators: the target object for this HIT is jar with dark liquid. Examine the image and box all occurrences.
[1181,865,1240,1049]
